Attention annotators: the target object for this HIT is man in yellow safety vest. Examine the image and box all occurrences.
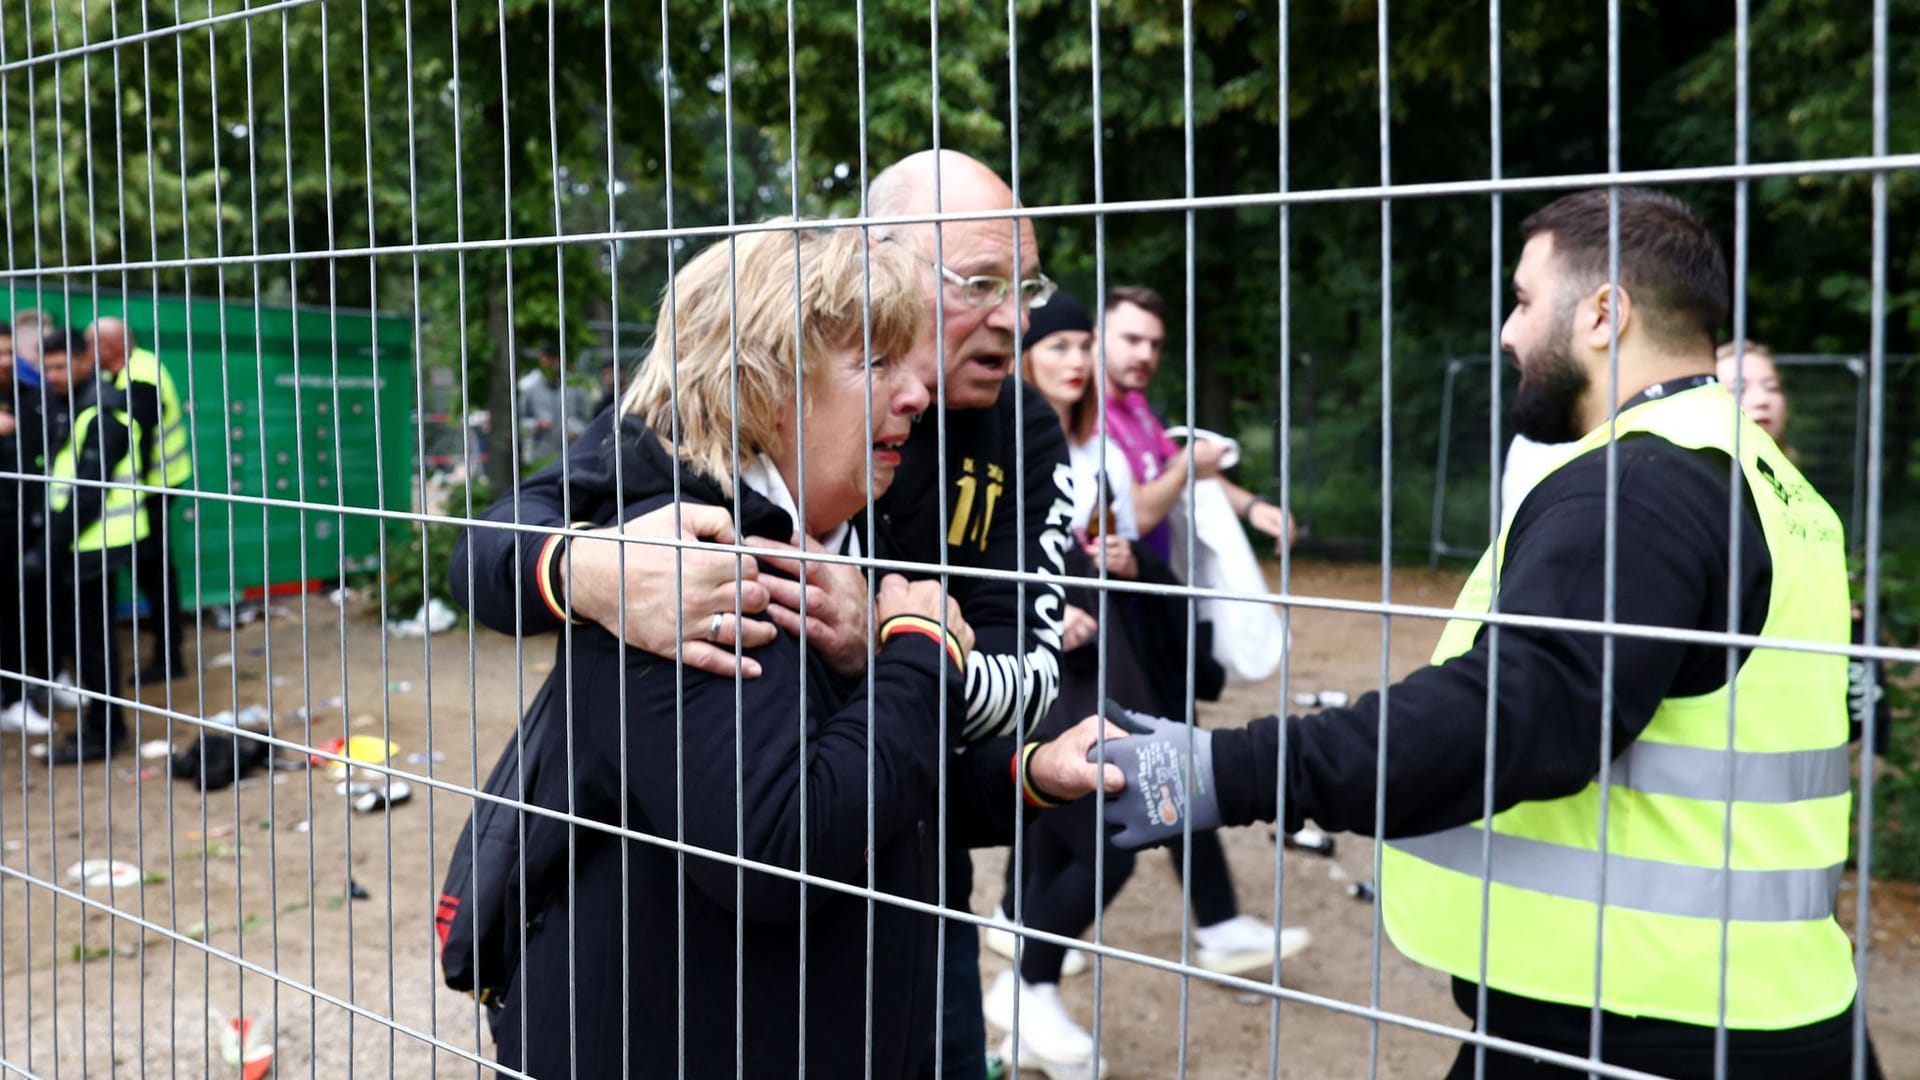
[1098,188,1881,1077]
[23,330,147,765]
[88,316,191,682]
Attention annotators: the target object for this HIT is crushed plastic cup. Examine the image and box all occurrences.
[215,1011,275,1080]
[352,779,413,814]
[1283,827,1337,857]
[389,598,459,638]
[1291,690,1350,710]
[65,859,143,889]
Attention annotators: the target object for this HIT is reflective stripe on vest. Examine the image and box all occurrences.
[1391,828,1845,923]
[48,403,150,552]
[1380,382,1856,1031]
[1611,739,1849,804]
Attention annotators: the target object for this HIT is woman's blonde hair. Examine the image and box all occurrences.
[1716,339,1774,364]
[622,220,925,490]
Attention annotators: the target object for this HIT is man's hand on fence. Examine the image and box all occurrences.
[1096,708,1222,850]
[874,573,975,662]
[560,503,777,679]
[754,533,878,679]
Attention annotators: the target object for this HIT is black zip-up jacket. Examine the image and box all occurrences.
[0,378,50,532]
[449,377,1073,743]
[481,417,1030,1078]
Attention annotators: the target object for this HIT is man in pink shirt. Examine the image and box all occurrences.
[1095,284,1307,975]
[1100,286,1294,561]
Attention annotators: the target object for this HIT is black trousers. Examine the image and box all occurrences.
[132,492,184,664]
[997,613,1241,986]
[2,533,53,710]
[0,530,24,708]
[53,568,123,744]
[1447,982,1886,1080]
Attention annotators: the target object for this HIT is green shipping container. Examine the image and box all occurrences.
[2,284,416,609]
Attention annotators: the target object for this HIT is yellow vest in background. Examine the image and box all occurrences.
[48,400,150,553]
[115,346,191,489]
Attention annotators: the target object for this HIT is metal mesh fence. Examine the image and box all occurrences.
[0,2,1916,1078]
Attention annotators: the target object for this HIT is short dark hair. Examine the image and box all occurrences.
[1519,188,1729,350]
[538,343,561,360]
[39,329,69,355]
[1103,285,1167,324]
[0,320,12,335]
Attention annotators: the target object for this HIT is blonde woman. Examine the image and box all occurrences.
[1715,340,1789,448]
[471,223,1120,1078]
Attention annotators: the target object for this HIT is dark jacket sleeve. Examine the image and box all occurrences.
[595,590,962,924]
[1211,442,1766,839]
[448,410,617,636]
[940,735,1027,849]
[955,390,1073,742]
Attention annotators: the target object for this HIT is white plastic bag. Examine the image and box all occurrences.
[1164,428,1286,685]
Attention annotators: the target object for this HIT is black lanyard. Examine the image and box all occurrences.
[1617,374,1718,415]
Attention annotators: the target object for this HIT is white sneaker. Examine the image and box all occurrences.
[982,906,1090,978]
[1192,915,1312,976]
[982,971,1109,1080]
[48,670,86,710]
[0,699,53,736]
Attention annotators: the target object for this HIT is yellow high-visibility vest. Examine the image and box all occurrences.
[48,397,150,553]
[1381,381,1855,1030]
[114,346,191,489]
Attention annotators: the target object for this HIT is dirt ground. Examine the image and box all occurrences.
[0,558,1914,1078]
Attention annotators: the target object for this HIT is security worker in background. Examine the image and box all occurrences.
[88,317,191,681]
[1099,188,1881,1078]
[23,331,147,765]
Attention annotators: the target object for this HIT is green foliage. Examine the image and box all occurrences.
[381,475,491,621]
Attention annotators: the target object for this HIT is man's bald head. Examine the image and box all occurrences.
[869,149,1018,241]
[87,316,132,373]
[867,150,1041,410]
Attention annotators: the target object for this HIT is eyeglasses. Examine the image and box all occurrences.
[931,261,1057,311]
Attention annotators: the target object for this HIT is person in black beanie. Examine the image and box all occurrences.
[979,289,1307,1077]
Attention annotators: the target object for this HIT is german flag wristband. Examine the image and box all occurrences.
[537,523,595,626]
[878,614,967,673]
[1012,741,1059,809]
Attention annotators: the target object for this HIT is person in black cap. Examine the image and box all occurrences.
[978,289,1303,1077]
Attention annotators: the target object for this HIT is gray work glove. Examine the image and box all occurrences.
[1094,704,1220,850]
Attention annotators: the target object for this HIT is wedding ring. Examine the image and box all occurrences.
[704,613,723,643]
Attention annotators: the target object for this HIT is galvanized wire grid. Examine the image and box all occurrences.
[0,1,1908,1079]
